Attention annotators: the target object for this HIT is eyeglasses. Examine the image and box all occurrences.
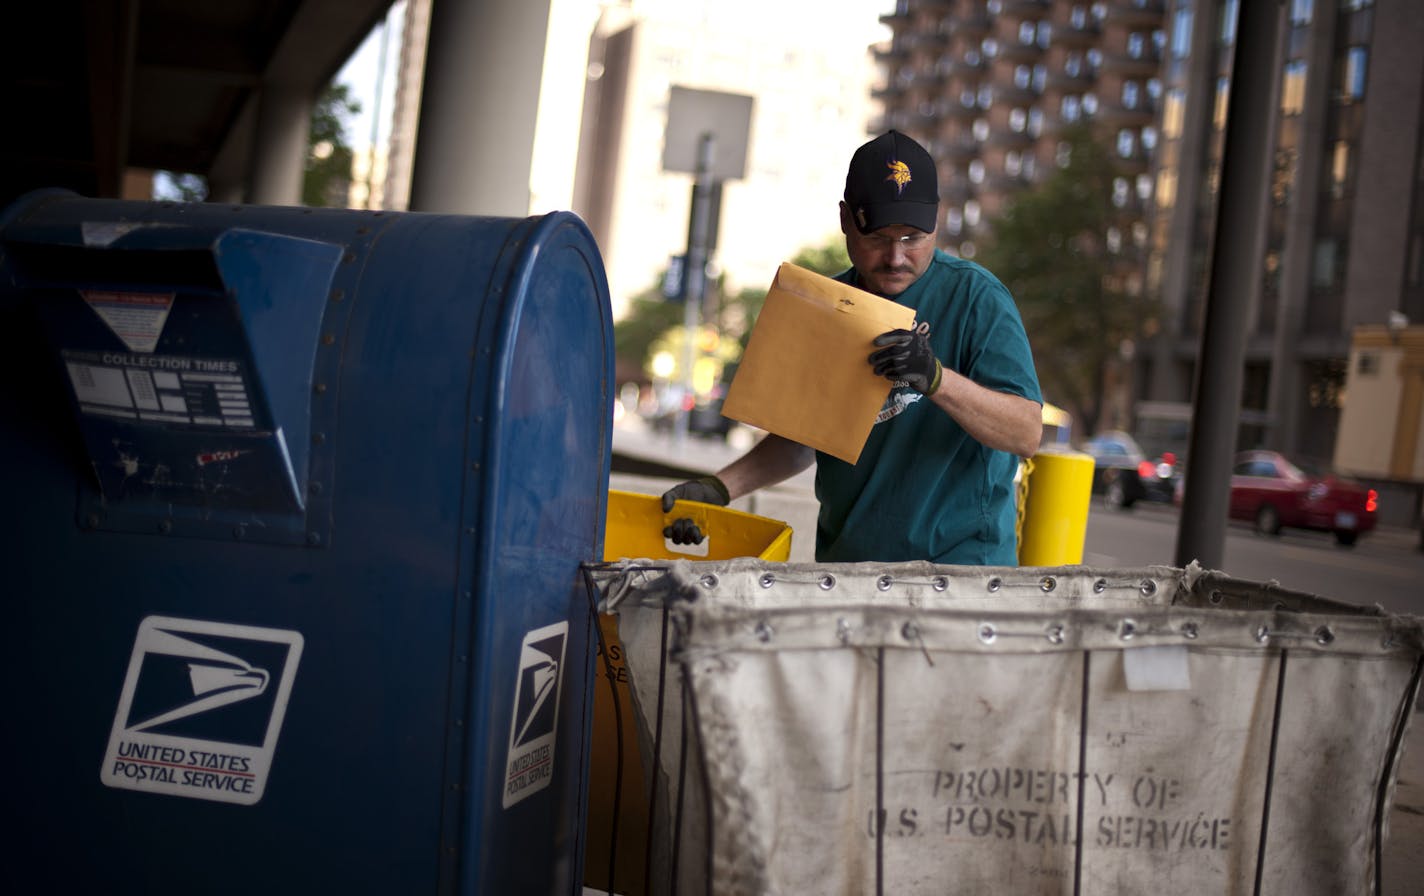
[860,231,933,250]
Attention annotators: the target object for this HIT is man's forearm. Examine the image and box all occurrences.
[927,368,1042,458]
[717,433,815,500]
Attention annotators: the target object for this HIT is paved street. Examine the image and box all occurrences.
[610,418,1424,893]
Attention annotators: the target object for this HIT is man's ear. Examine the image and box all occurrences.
[838,201,852,235]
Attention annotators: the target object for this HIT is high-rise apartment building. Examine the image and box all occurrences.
[873,0,1165,260]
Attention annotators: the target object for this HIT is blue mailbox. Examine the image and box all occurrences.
[0,191,613,894]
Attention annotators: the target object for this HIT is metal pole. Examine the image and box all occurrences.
[674,132,715,445]
[1174,0,1285,569]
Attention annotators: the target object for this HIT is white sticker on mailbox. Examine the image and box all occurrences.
[502,621,567,808]
[101,616,303,805]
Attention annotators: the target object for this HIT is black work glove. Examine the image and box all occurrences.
[659,476,730,545]
[869,328,942,395]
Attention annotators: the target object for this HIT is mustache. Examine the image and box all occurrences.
[871,264,916,275]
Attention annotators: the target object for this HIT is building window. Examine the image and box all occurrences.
[1128,33,1146,59]
[965,200,982,227]
[1062,95,1081,121]
[1330,141,1350,198]
[973,118,990,141]
[1171,9,1192,58]
[1110,128,1133,158]
[1014,65,1032,89]
[1123,81,1140,109]
[1163,88,1185,138]
[1221,0,1239,45]
[1038,22,1052,48]
[1141,126,1158,151]
[1087,48,1103,71]
[1313,238,1339,288]
[1157,168,1178,208]
[1033,64,1047,92]
[1056,142,1073,167]
[1010,108,1028,132]
[1214,77,1230,130]
[946,207,964,236]
[1065,53,1083,77]
[961,88,977,108]
[1107,227,1123,253]
[1281,60,1307,115]
[1028,107,1044,136]
[982,37,1000,58]
[1006,151,1022,177]
[969,160,986,184]
[1113,177,1130,207]
[1290,0,1312,24]
[1023,154,1038,180]
[1083,92,1100,117]
[978,85,995,108]
[1019,21,1036,45]
[1340,46,1368,100]
[1137,173,1153,200]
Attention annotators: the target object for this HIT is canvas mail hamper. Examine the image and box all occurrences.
[593,559,1424,895]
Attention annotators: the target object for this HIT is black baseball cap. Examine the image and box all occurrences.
[843,130,940,234]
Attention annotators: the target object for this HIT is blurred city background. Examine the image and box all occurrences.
[6,0,1424,537]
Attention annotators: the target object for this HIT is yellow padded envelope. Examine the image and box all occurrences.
[722,262,916,464]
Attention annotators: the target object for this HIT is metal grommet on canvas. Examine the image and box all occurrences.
[986,577,1002,593]
[877,575,894,592]
[978,622,998,644]
[699,574,719,589]
[1039,576,1056,593]
[819,574,837,591]
[754,619,774,643]
[759,573,776,589]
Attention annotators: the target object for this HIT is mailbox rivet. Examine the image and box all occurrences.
[158,520,172,534]
[306,532,322,546]
[232,525,245,539]
[321,333,336,346]
[313,432,325,445]
[329,288,344,302]
[309,481,322,495]
[85,514,100,528]
[314,383,327,394]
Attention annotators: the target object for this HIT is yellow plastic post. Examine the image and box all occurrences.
[1017,449,1095,565]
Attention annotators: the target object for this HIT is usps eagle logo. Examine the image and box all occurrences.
[885,159,912,195]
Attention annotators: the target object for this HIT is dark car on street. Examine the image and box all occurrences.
[1081,430,1182,509]
[1228,450,1378,546]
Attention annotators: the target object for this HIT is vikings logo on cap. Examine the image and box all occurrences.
[885,159,913,195]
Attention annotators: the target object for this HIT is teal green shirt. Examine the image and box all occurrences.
[818,250,1041,564]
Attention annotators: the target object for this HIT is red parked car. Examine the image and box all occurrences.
[1229,450,1378,546]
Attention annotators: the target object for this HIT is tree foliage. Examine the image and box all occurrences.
[614,236,850,380]
[975,123,1154,436]
[303,83,361,207]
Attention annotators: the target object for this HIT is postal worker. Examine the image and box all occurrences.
[662,130,1042,565]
